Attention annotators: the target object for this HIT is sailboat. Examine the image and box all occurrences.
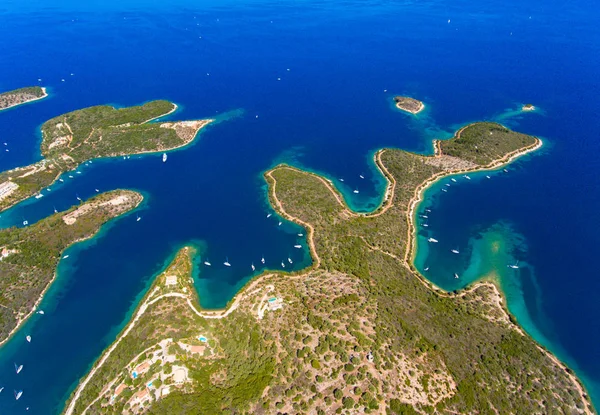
[251,263,255,271]
[278,221,282,226]
[353,189,359,194]
[204,259,211,266]
[14,363,23,374]
[445,183,451,187]
[486,175,491,179]
[76,194,82,201]
[59,178,64,182]
[294,245,302,249]
[37,310,45,315]
[441,188,447,192]
[26,335,31,343]
[266,213,272,218]
[15,390,23,400]
[224,258,231,267]
[63,255,69,259]
[359,175,364,179]
[53,206,58,214]
[422,223,429,227]
[162,153,168,162]
[339,178,344,182]
[451,248,460,254]
[425,209,431,213]
[298,233,303,236]
[136,215,141,222]
[503,168,508,173]
[424,267,430,271]
[427,237,438,243]
[281,262,285,268]
[95,189,100,192]
[0,386,3,393]
[288,257,293,264]
[261,256,265,264]
[463,175,471,180]
[451,178,457,183]
[22,220,28,226]
[420,214,428,219]
[507,261,520,269]
[454,273,459,279]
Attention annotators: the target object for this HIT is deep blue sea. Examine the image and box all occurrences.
[0,0,599,413]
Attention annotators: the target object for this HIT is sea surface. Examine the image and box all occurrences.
[0,0,599,413]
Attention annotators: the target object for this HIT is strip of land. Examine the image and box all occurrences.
[0,100,213,213]
[65,121,593,415]
[0,190,143,346]
[0,86,48,111]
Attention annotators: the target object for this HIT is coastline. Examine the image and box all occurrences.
[0,192,144,350]
[141,102,178,124]
[0,87,48,112]
[0,115,213,215]
[64,128,593,414]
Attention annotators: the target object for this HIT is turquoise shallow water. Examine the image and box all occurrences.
[0,0,599,413]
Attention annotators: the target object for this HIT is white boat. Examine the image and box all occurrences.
[451,248,459,254]
[339,178,344,182]
[261,256,265,264]
[76,171,81,174]
[204,260,211,266]
[441,188,447,192]
[445,183,451,187]
[95,189,99,192]
[424,267,429,271]
[503,168,508,173]
[422,223,429,227]
[14,390,22,400]
[451,178,457,183]
[76,195,82,201]
[298,233,303,236]
[294,245,302,248]
[63,255,69,259]
[162,153,168,162]
[37,310,44,315]
[251,263,255,271]
[59,178,64,182]
[507,261,519,269]
[278,221,282,226]
[26,335,31,343]
[464,175,471,180]
[136,215,141,222]
[281,262,285,268]
[353,189,359,194]
[454,273,459,279]
[69,175,73,178]
[288,257,293,264]
[359,175,364,179]
[425,209,431,213]
[35,194,44,199]
[427,238,438,243]
[15,363,23,374]
[0,386,3,393]
[420,215,428,218]
[22,220,28,226]
[267,213,272,218]
[224,258,231,267]
[53,208,58,213]
[486,175,491,179]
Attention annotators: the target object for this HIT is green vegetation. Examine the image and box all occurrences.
[0,190,142,343]
[0,100,212,213]
[438,122,537,165]
[0,86,46,110]
[67,122,591,415]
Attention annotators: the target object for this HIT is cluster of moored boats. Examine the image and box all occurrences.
[1,328,39,402]
[338,173,365,194]
[421,171,520,280]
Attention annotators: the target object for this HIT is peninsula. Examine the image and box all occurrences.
[64,122,592,415]
[0,100,213,213]
[0,86,48,111]
[0,189,143,346]
[393,95,424,114]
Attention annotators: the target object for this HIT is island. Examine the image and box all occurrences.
[522,103,536,111]
[63,122,593,415]
[0,189,143,346]
[393,96,424,114]
[0,100,213,213]
[0,86,48,111]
